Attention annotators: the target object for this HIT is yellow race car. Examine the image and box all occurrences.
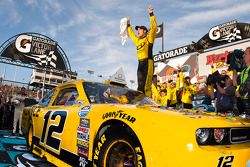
[23,79,250,167]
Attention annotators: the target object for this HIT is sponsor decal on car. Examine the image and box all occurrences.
[78,147,88,158]
[77,130,89,141]
[102,110,136,123]
[75,100,85,104]
[77,139,89,149]
[78,106,91,117]
[80,118,90,127]
[79,157,88,167]
[77,126,89,133]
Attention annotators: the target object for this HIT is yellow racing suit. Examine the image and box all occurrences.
[128,13,157,97]
[179,71,197,108]
[167,78,180,106]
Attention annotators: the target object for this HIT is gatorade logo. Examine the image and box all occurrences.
[15,34,32,53]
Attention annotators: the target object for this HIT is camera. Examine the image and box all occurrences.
[206,70,226,88]
[227,49,245,72]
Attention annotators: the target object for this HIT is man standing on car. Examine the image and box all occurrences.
[127,4,157,97]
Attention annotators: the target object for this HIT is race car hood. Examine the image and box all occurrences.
[93,104,250,127]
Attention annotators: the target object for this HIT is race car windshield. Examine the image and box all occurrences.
[83,82,158,105]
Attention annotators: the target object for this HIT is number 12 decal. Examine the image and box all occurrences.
[40,110,67,151]
[217,156,234,167]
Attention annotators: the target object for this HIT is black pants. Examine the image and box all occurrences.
[183,103,193,109]
[137,59,153,97]
[242,99,250,114]
[168,103,177,108]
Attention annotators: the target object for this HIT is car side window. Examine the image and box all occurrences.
[52,87,78,106]
[39,89,55,107]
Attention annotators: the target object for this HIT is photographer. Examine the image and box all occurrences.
[211,75,237,114]
[236,47,250,115]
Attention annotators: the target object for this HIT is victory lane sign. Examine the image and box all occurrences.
[15,34,57,55]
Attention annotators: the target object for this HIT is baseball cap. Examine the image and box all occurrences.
[135,25,148,32]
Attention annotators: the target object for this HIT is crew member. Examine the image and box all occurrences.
[178,66,197,109]
[238,47,250,114]
[167,79,180,108]
[11,87,27,135]
[127,4,157,97]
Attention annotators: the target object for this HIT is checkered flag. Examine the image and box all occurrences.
[23,51,57,68]
[218,27,242,42]
[45,51,57,68]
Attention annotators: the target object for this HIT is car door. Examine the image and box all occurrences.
[32,88,56,155]
[43,86,86,166]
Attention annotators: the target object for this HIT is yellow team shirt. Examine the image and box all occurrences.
[152,83,160,103]
[167,78,180,105]
[159,95,168,106]
[179,72,197,104]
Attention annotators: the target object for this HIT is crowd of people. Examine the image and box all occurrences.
[0,84,42,134]
[151,47,250,116]
[124,4,249,116]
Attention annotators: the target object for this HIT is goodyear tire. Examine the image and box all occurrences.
[93,127,146,167]
[26,124,33,151]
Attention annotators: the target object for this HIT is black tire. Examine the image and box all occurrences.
[26,124,33,151]
[93,128,146,167]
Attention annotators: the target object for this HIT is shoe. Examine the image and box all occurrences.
[12,132,15,136]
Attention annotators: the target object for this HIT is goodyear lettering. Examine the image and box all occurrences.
[93,135,106,160]
[102,110,136,123]
[135,147,143,166]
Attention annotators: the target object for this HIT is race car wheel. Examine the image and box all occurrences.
[26,125,33,151]
[93,129,146,167]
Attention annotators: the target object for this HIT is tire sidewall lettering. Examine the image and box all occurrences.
[93,132,145,167]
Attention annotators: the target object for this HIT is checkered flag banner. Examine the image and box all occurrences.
[23,51,57,68]
[218,27,242,42]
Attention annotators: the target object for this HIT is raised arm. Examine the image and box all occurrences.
[127,16,138,45]
[147,4,157,43]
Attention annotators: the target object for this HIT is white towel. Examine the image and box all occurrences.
[120,17,128,46]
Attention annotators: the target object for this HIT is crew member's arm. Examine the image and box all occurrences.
[216,83,226,94]
[209,85,215,99]
[166,82,171,100]
[179,71,184,87]
[11,95,25,102]
[232,69,238,86]
[216,84,235,96]
[147,4,157,43]
[152,83,159,102]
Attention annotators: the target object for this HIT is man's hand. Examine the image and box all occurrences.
[127,16,130,25]
[148,4,153,14]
